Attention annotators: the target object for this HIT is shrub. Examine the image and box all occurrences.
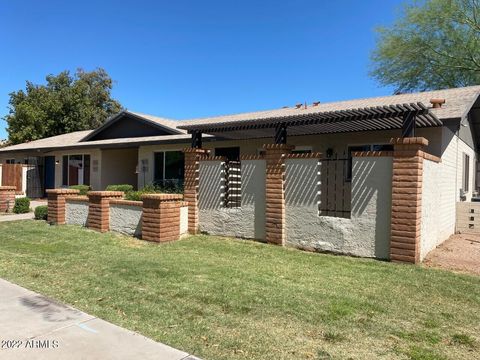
[105,184,134,192]
[125,191,143,201]
[69,185,90,195]
[13,197,31,214]
[152,181,184,194]
[34,205,48,220]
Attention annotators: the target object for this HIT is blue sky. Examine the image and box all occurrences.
[0,0,403,140]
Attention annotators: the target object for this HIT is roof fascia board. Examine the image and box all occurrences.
[80,111,182,142]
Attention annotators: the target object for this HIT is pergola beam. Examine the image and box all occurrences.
[182,102,440,139]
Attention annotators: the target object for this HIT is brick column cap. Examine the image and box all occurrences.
[87,191,124,198]
[142,193,183,201]
[390,137,428,146]
[0,186,17,191]
[46,188,80,195]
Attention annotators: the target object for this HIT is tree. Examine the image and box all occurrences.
[371,0,480,93]
[4,68,123,144]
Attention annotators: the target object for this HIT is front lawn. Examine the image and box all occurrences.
[0,221,479,359]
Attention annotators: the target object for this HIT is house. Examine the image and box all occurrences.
[1,85,480,263]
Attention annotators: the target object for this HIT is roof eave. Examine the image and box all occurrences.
[80,110,183,142]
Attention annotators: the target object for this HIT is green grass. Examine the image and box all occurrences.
[0,221,479,360]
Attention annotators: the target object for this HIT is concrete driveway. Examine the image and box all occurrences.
[0,278,199,359]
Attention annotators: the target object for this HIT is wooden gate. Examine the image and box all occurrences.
[1,164,23,192]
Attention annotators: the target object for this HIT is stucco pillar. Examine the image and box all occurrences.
[46,189,80,224]
[87,191,124,232]
[390,137,428,264]
[183,148,209,234]
[0,186,17,213]
[264,144,294,245]
[142,194,184,242]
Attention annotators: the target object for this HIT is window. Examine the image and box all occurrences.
[5,159,15,164]
[292,146,312,154]
[62,154,91,186]
[153,151,184,186]
[346,144,393,181]
[463,153,470,192]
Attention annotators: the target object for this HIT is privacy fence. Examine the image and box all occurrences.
[188,137,443,264]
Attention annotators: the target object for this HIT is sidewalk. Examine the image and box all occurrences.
[0,278,199,359]
[0,200,46,222]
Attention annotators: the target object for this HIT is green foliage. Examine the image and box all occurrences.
[69,185,90,196]
[124,191,144,201]
[34,205,48,220]
[151,181,184,194]
[13,197,30,214]
[105,184,134,192]
[4,68,123,144]
[451,333,476,347]
[371,0,480,92]
[124,183,183,201]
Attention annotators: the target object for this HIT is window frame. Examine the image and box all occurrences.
[153,150,185,185]
[62,154,91,187]
[292,146,313,154]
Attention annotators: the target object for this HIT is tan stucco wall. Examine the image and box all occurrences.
[136,128,442,187]
[100,148,138,190]
[49,149,102,190]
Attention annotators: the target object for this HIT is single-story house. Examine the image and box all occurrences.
[1,85,480,262]
[1,86,478,197]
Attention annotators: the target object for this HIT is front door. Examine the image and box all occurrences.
[44,156,55,191]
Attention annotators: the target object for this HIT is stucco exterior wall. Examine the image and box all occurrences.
[48,148,102,190]
[180,205,188,234]
[198,159,266,240]
[109,203,142,236]
[421,159,442,259]
[65,200,88,226]
[137,143,188,188]
[285,157,392,258]
[136,127,442,188]
[101,148,138,190]
[437,127,477,241]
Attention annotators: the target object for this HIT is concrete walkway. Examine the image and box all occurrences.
[0,200,47,222]
[0,278,198,359]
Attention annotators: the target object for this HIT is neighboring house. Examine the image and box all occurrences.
[1,85,479,263]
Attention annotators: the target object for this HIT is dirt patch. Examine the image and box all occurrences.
[424,234,480,276]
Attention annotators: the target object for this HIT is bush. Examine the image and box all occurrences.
[105,184,134,192]
[125,191,143,201]
[69,185,90,195]
[152,181,184,194]
[34,205,48,220]
[13,197,31,214]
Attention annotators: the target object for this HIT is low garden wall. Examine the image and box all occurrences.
[284,156,392,258]
[198,158,266,240]
[109,200,143,237]
[65,196,89,226]
[47,189,187,243]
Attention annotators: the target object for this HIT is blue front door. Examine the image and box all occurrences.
[44,156,55,191]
